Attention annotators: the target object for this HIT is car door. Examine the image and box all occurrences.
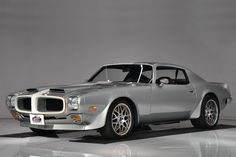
[128,65,153,123]
[150,66,196,122]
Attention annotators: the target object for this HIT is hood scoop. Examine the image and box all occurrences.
[26,88,39,92]
[50,88,65,93]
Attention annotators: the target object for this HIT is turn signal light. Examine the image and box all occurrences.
[71,115,81,123]
[88,106,97,112]
[11,111,23,120]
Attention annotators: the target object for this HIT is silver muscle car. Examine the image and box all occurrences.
[6,62,232,138]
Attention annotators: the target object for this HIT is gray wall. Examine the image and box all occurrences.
[1,0,236,119]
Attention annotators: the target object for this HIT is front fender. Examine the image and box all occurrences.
[80,89,129,130]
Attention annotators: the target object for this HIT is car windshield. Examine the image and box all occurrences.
[88,64,143,83]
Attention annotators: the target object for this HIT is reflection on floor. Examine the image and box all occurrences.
[0,119,236,157]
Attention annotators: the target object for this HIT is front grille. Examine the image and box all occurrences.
[16,97,64,113]
[37,98,64,112]
[17,98,31,111]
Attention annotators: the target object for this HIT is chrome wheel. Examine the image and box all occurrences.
[111,103,132,136]
[205,100,219,126]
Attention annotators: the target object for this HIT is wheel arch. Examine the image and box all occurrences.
[190,91,220,119]
[190,91,220,128]
[204,92,219,101]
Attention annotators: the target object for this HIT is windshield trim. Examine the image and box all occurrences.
[87,64,144,83]
[137,64,143,83]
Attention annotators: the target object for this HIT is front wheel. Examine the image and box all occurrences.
[100,100,134,139]
[191,95,219,129]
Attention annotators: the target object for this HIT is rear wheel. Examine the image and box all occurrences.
[191,95,219,129]
[30,128,56,135]
[100,99,134,139]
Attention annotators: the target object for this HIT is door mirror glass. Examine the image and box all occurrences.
[160,78,169,84]
[156,77,170,87]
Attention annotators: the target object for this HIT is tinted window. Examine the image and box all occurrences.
[156,67,189,85]
[156,68,176,84]
[176,69,189,84]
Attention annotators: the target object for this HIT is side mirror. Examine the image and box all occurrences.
[157,78,169,87]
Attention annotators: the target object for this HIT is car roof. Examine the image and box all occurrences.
[103,62,189,70]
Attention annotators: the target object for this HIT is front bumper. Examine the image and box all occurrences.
[10,108,107,131]
[16,112,89,130]
[9,95,110,131]
[21,121,87,130]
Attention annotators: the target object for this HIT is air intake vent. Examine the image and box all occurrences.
[17,97,31,111]
[50,88,65,93]
[26,88,38,92]
[37,98,64,112]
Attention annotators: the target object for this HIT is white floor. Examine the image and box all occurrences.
[1,119,236,157]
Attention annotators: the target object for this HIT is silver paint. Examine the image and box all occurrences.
[6,62,232,131]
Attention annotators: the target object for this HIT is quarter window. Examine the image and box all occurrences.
[176,69,189,84]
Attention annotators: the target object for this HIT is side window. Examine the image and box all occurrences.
[139,65,153,83]
[156,68,176,84]
[176,69,189,85]
[156,67,189,85]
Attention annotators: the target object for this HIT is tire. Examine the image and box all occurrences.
[100,99,134,139]
[30,128,56,135]
[191,95,219,129]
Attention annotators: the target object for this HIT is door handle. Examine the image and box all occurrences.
[188,90,194,93]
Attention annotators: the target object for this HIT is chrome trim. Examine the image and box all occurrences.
[137,64,143,83]
[15,95,66,115]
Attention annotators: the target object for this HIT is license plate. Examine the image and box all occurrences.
[30,114,45,125]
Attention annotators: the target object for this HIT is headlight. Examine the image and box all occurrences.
[6,95,16,107]
[68,97,80,110]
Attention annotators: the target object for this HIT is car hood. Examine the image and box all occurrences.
[19,82,134,97]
